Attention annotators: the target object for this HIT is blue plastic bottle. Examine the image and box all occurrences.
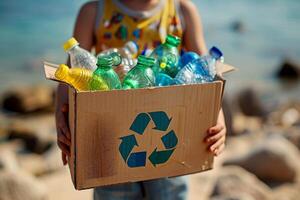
[155,73,175,87]
[175,47,223,85]
[178,51,200,70]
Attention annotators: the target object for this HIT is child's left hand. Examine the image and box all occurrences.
[204,112,226,156]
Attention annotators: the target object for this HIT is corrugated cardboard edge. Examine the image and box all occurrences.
[43,62,59,81]
[43,62,78,188]
[43,61,236,82]
[216,62,236,76]
[68,87,78,189]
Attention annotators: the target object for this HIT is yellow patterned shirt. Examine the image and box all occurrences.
[94,0,184,55]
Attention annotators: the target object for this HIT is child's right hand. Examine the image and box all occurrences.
[55,103,71,165]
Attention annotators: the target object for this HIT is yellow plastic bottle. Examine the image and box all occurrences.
[55,64,109,91]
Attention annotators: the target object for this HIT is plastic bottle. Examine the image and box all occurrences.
[113,57,137,82]
[150,34,181,77]
[178,52,200,70]
[175,47,223,85]
[122,55,156,89]
[55,64,109,91]
[97,42,138,82]
[155,73,175,87]
[94,54,122,90]
[97,41,138,59]
[63,37,97,71]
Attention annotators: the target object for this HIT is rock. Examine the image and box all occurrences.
[44,144,64,173]
[40,168,92,200]
[231,20,246,33]
[237,88,268,117]
[210,166,272,200]
[232,114,263,135]
[268,102,300,127]
[222,96,235,136]
[0,126,8,140]
[18,154,48,176]
[281,108,300,127]
[211,193,256,200]
[283,127,300,151]
[18,145,63,176]
[276,59,300,80]
[7,120,55,154]
[0,149,19,172]
[2,85,55,114]
[273,183,300,200]
[224,135,300,184]
[0,170,47,200]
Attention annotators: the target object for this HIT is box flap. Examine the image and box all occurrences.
[43,62,59,81]
[216,62,236,75]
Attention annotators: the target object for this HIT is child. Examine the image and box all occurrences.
[55,0,226,199]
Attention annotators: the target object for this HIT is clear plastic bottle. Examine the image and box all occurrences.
[63,37,97,71]
[155,73,175,87]
[97,41,138,59]
[178,51,200,70]
[55,64,108,91]
[175,47,223,85]
[122,56,156,89]
[97,41,138,82]
[150,34,181,77]
[93,54,122,90]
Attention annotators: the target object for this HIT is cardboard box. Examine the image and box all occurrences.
[44,62,234,190]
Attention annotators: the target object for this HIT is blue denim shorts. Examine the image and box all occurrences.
[94,176,188,200]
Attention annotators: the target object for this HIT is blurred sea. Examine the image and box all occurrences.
[0,0,299,102]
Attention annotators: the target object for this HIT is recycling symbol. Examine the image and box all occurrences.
[119,111,178,168]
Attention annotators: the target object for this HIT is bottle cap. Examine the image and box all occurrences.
[110,52,122,66]
[165,34,181,47]
[125,41,139,55]
[209,46,223,60]
[63,37,79,52]
[97,56,113,67]
[55,64,70,80]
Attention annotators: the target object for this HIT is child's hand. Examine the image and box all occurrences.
[204,112,226,156]
[55,103,71,165]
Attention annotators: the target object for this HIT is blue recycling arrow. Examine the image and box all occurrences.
[149,111,172,131]
[161,130,178,149]
[129,113,151,135]
[119,134,138,162]
[148,148,175,167]
[127,152,147,167]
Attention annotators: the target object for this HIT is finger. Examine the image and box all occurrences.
[61,104,69,113]
[207,124,224,135]
[60,104,71,140]
[214,143,225,156]
[58,118,71,141]
[204,130,224,143]
[209,135,226,152]
[62,152,68,165]
[57,130,71,146]
[58,141,70,157]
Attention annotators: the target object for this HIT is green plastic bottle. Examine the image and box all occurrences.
[150,34,181,78]
[122,55,156,89]
[94,54,122,90]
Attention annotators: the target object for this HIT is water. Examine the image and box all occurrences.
[194,0,300,102]
[0,0,299,101]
